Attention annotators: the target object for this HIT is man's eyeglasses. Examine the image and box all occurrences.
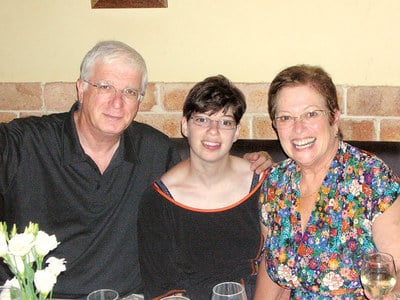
[83,80,143,103]
[273,110,328,129]
[190,116,237,130]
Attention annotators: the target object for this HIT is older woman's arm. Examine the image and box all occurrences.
[371,196,400,299]
[254,254,290,299]
[254,224,290,300]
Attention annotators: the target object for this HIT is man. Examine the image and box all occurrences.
[0,40,270,299]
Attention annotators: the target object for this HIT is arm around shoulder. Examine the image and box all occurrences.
[243,151,273,174]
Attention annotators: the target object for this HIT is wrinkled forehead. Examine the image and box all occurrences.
[88,59,143,86]
[276,85,326,108]
[92,56,143,73]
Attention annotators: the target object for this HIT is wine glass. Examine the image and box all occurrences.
[361,252,397,299]
[211,282,247,300]
[87,289,119,300]
[0,287,20,300]
[160,296,190,300]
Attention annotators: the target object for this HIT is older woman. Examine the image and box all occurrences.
[255,65,400,299]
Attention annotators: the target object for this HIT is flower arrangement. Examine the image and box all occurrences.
[0,222,66,300]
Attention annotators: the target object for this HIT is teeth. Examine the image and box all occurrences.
[293,138,315,148]
[203,141,220,147]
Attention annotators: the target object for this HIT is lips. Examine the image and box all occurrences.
[104,113,123,120]
[292,137,316,149]
[202,141,221,149]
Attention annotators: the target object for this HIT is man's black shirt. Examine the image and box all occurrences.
[0,103,180,298]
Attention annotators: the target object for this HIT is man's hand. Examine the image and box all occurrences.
[244,151,273,174]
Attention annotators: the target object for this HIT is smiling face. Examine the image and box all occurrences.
[275,84,340,169]
[181,108,240,163]
[76,58,142,140]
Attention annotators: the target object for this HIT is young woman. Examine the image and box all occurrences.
[138,75,267,300]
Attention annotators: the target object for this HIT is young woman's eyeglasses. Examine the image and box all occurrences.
[273,110,328,128]
[83,80,143,103]
[190,116,237,130]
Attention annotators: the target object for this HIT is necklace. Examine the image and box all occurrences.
[299,174,324,199]
[300,181,321,198]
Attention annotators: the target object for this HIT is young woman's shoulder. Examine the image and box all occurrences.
[230,155,253,174]
[160,159,190,185]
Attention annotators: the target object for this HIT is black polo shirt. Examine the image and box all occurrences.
[0,103,180,298]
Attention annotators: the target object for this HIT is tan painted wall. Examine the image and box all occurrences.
[0,0,399,141]
[1,0,400,85]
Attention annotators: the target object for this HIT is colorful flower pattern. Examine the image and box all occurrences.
[260,141,400,299]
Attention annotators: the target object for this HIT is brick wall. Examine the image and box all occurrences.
[0,82,399,141]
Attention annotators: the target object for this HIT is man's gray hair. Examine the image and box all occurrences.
[80,40,148,94]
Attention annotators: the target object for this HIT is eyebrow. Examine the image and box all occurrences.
[276,106,322,114]
[95,80,139,89]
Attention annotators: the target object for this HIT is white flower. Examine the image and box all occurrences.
[8,233,35,257]
[35,231,59,256]
[0,232,7,257]
[34,268,57,295]
[9,255,25,274]
[46,256,66,276]
[0,222,66,299]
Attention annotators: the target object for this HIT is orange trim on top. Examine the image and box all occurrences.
[152,171,267,213]
[249,230,265,275]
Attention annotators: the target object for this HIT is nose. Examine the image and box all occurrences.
[207,120,220,132]
[292,117,306,132]
[293,116,303,124]
[110,89,124,108]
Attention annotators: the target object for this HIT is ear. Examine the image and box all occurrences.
[233,123,241,143]
[181,117,189,138]
[76,79,84,102]
[333,109,341,132]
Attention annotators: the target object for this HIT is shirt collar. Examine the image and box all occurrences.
[61,102,138,166]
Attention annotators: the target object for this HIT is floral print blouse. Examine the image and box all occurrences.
[260,141,400,299]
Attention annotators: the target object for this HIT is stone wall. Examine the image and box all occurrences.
[0,82,399,141]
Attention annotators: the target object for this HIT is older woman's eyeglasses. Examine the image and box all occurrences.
[190,116,237,130]
[83,80,143,103]
[273,110,328,128]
